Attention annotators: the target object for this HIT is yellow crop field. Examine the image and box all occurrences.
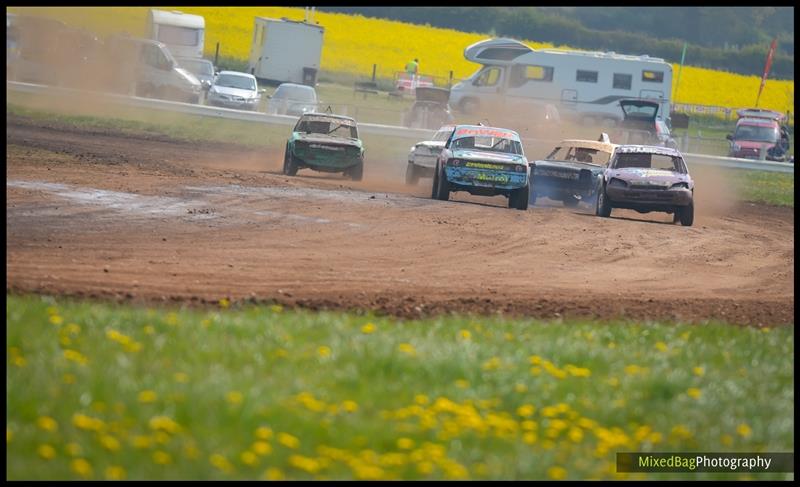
[8,6,794,114]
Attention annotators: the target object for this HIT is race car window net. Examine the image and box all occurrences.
[295,120,357,139]
[614,153,685,173]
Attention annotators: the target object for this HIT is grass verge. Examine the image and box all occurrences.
[6,294,793,480]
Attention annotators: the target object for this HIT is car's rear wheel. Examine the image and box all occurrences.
[678,201,694,226]
[596,184,612,218]
[405,163,419,186]
[509,185,529,210]
[283,146,298,176]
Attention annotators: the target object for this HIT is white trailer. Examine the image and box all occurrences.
[247,16,324,86]
[449,38,674,125]
[147,9,205,59]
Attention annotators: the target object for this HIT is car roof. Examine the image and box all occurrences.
[453,125,520,138]
[557,140,618,153]
[301,112,357,123]
[615,144,682,157]
[217,70,256,79]
[276,83,314,90]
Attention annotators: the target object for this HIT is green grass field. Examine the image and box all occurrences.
[6,294,793,480]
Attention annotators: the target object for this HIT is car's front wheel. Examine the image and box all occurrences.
[283,146,298,176]
[596,183,612,218]
[677,201,694,226]
[433,165,450,201]
[405,163,419,186]
[509,185,529,210]
[348,159,364,181]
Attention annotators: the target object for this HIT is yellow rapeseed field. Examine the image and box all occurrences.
[8,6,793,113]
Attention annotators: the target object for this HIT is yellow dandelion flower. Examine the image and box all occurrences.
[270,304,283,313]
[65,442,82,456]
[521,420,538,431]
[655,341,668,352]
[219,298,230,308]
[143,325,155,335]
[736,424,752,438]
[522,432,537,444]
[361,322,376,334]
[341,400,359,413]
[49,315,64,325]
[148,415,181,434]
[154,431,170,444]
[278,432,300,449]
[165,313,179,327]
[138,390,157,403]
[414,394,429,405]
[263,467,284,480]
[459,329,471,340]
[455,379,469,389]
[64,323,81,335]
[548,466,567,480]
[38,444,57,460]
[482,357,501,371]
[693,366,705,376]
[105,465,126,480]
[529,366,542,376]
[256,426,274,440]
[72,413,105,432]
[152,450,172,465]
[721,434,733,446]
[568,427,584,443]
[240,450,259,467]
[252,441,272,456]
[317,345,331,358]
[648,432,663,444]
[46,306,59,315]
[624,365,646,376]
[183,442,201,459]
[417,461,434,475]
[687,388,702,399]
[132,435,152,449]
[529,355,542,365]
[36,416,58,432]
[397,437,414,450]
[71,458,93,478]
[63,349,89,365]
[398,343,416,356]
[516,404,535,418]
[226,391,244,405]
[210,453,234,473]
[670,424,692,439]
[99,435,121,452]
[289,454,321,473]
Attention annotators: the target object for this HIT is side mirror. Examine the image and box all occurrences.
[725,134,732,141]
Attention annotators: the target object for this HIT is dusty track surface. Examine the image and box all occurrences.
[6,114,794,325]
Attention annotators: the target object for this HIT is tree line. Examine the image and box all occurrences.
[319,7,794,80]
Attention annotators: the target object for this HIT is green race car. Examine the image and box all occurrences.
[283,113,365,181]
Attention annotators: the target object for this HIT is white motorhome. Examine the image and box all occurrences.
[147,9,205,59]
[449,38,673,125]
[247,17,324,86]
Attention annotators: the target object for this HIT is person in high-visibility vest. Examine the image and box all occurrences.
[405,58,419,75]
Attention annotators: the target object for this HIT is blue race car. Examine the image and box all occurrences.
[431,124,530,210]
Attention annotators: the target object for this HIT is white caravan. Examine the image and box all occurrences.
[449,38,673,125]
[247,17,324,86]
[147,9,205,59]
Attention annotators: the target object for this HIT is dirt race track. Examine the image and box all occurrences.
[6,114,795,326]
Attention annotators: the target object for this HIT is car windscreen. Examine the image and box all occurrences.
[621,103,658,119]
[295,119,357,139]
[451,136,522,155]
[275,86,316,102]
[432,129,453,142]
[215,74,256,91]
[733,124,779,143]
[613,152,685,173]
[179,59,213,76]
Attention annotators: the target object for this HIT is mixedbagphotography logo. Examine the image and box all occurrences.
[617,452,794,473]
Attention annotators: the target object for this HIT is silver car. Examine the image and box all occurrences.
[206,71,263,111]
[266,83,318,116]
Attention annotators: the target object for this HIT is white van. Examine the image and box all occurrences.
[148,9,205,59]
[449,38,673,126]
[105,36,203,103]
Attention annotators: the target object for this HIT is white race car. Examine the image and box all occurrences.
[405,125,454,186]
